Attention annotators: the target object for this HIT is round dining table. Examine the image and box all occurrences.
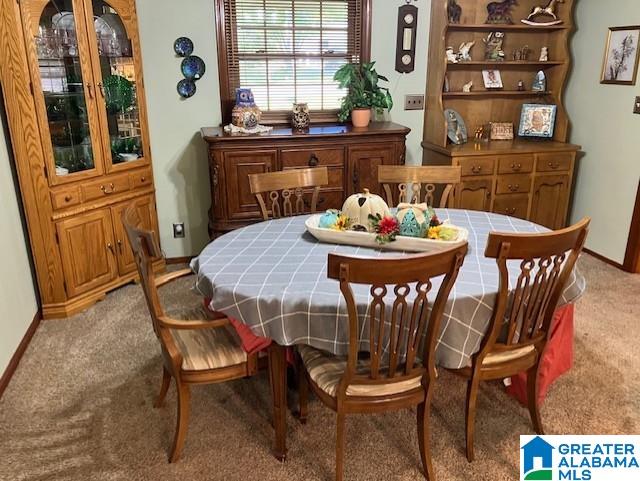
[190,209,586,460]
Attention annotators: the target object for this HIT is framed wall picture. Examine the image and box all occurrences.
[482,69,503,89]
[518,104,557,139]
[490,122,514,140]
[601,26,640,85]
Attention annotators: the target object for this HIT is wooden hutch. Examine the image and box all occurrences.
[0,0,161,319]
[201,123,410,237]
[423,0,580,229]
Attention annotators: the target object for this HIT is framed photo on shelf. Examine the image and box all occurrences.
[490,122,514,140]
[601,26,640,85]
[482,69,503,89]
[518,104,557,139]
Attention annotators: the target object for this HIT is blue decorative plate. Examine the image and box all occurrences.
[181,55,206,80]
[174,37,194,57]
[177,79,196,98]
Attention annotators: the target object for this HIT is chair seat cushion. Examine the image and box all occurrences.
[168,304,248,371]
[299,345,422,398]
[482,345,535,366]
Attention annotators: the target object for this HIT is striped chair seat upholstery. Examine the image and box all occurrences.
[168,305,248,371]
[299,344,423,398]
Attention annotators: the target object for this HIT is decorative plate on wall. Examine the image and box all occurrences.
[177,79,197,98]
[181,55,206,80]
[174,37,194,57]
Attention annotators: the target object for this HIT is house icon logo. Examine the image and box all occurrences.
[521,436,555,480]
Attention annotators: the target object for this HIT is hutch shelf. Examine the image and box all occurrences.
[423,0,580,230]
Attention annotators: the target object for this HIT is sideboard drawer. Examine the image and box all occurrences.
[496,174,532,195]
[458,157,495,177]
[129,168,153,190]
[281,148,345,169]
[536,153,572,172]
[82,174,131,201]
[51,186,81,210]
[498,155,534,174]
[493,194,529,219]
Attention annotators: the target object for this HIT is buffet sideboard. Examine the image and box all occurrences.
[201,122,410,237]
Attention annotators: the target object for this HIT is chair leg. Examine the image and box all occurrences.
[297,355,308,424]
[417,390,435,481]
[464,377,480,463]
[154,367,171,409]
[527,364,544,435]
[169,382,191,463]
[335,413,346,481]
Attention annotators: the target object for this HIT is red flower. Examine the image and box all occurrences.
[378,216,399,235]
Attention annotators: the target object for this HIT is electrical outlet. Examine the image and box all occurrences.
[634,96,640,114]
[404,94,424,111]
[173,223,185,238]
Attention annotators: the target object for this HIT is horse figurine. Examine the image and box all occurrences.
[447,0,462,24]
[522,0,564,25]
[486,0,518,25]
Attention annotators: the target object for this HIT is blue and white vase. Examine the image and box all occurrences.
[232,88,262,129]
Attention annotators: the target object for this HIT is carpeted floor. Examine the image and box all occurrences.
[0,254,638,481]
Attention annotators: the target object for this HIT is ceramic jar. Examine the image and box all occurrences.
[291,102,310,130]
[232,88,262,129]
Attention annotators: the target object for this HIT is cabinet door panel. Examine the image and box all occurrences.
[112,195,158,275]
[56,209,117,297]
[458,179,493,212]
[348,145,395,195]
[224,150,276,220]
[530,175,570,229]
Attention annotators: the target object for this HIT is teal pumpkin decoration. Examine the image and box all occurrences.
[399,210,425,238]
[319,210,340,229]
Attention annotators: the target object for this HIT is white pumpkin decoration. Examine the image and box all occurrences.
[396,202,431,225]
[341,188,390,231]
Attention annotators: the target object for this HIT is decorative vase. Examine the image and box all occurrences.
[232,88,262,129]
[351,108,371,128]
[291,102,310,130]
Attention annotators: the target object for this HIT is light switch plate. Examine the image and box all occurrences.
[405,94,424,110]
[634,96,640,114]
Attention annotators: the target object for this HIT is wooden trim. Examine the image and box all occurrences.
[0,310,42,400]
[165,256,193,265]
[623,180,640,273]
[584,248,625,271]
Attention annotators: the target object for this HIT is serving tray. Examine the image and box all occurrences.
[305,214,469,253]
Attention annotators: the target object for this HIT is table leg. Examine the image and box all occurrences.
[268,343,287,461]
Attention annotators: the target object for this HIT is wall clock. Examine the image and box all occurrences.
[395,2,418,73]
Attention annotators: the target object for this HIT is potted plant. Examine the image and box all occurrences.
[334,62,393,128]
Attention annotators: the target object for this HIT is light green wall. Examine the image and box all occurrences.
[0,114,39,375]
[565,0,640,263]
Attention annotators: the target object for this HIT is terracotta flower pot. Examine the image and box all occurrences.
[351,108,371,128]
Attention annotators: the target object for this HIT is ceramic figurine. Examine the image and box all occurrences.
[341,189,390,232]
[232,88,262,129]
[522,0,564,26]
[462,80,473,92]
[539,46,549,62]
[532,70,547,92]
[291,102,310,130]
[457,41,475,62]
[446,46,458,63]
[513,45,532,61]
[447,0,462,24]
[398,210,425,238]
[483,32,505,61]
[517,79,526,91]
[445,109,467,145]
[486,0,518,25]
[513,49,522,61]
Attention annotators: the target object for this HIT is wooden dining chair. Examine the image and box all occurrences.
[248,167,329,220]
[378,165,462,208]
[296,245,468,481]
[451,217,590,462]
[122,201,258,463]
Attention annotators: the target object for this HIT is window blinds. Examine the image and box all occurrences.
[221,0,364,113]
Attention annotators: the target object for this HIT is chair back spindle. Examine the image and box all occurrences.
[378,165,462,208]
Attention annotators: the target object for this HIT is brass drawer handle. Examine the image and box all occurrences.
[308,154,319,167]
[504,207,516,215]
[510,163,522,172]
[507,184,520,192]
[140,176,146,182]
[101,183,115,194]
[471,165,483,174]
[64,195,72,202]
[107,242,115,255]
[548,161,560,169]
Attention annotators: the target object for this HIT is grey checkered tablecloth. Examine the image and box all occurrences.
[191,209,586,369]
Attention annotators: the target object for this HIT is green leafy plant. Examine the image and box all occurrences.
[333,62,393,122]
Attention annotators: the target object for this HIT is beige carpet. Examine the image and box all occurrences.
[0,254,638,481]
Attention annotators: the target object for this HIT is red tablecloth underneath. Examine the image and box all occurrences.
[506,304,575,406]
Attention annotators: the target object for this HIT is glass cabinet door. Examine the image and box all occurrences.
[21,0,105,184]
[84,0,150,171]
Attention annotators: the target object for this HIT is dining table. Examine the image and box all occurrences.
[190,208,586,461]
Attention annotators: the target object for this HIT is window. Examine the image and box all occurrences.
[215,0,371,124]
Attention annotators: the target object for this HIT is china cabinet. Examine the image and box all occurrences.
[0,0,161,318]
